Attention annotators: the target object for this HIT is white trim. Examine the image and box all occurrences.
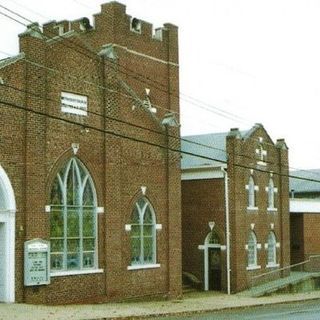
[51,268,104,277]
[127,264,160,270]
[155,224,162,230]
[254,186,259,191]
[257,243,262,250]
[200,233,224,291]
[267,207,278,212]
[0,165,16,303]
[125,224,131,232]
[45,205,51,213]
[182,166,226,180]
[266,263,280,269]
[290,199,320,213]
[247,206,259,211]
[276,242,280,248]
[96,207,104,214]
[246,265,261,271]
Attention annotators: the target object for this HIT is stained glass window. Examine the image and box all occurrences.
[268,178,275,209]
[130,198,156,266]
[247,231,257,267]
[248,176,256,208]
[267,232,277,265]
[50,158,97,272]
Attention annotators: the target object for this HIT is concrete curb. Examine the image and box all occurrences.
[86,292,320,320]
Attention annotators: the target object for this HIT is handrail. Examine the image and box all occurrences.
[251,254,320,284]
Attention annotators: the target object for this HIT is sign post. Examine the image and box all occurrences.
[24,239,50,286]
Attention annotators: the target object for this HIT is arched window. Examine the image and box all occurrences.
[130,198,156,266]
[248,176,256,208]
[268,178,274,209]
[267,232,277,265]
[50,158,97,272]
[247,231,257,267]
[267,178,277,210]
[206,230,220,245]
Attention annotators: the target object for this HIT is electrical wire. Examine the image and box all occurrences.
[1,4,319,180]
[0,96,319,185]
[0,3,258,125]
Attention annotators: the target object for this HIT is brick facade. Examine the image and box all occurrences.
[0,1,181,304]
[181,124,290,293]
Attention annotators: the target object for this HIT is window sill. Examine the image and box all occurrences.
[247,207,258,212]
[267,208,278,213]
[246,265,261,271]
[127,264,160,271]
[266,263,279,269]
[50,268,104,277]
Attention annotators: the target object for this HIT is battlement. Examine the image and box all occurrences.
[30,1,179,63]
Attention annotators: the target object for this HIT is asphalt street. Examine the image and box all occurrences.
[152,299,320,320]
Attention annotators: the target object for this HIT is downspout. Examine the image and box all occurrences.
[222,167,231,295]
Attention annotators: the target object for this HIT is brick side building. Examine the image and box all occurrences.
[290,170,320,267]
[181,124,290,293]
[0,2,182,304]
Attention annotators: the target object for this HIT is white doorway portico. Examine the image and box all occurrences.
[0,165,16,302]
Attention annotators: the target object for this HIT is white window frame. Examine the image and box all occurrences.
[128,198,159,270]
[246,231,261,270]
[246,176,258,211]
[266,231,279,268]
[50,158,101,276]
[266,178,278,212]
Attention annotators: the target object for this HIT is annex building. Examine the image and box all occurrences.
[290,169,320,268]
[0,2,182,304]
[181,124,290,293]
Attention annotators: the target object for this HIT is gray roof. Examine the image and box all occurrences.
[290,169,320,193]
[181,130,250,169]
[181,132,228,169]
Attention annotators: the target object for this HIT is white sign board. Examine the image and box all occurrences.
[24,239,50,286]
[61,92,88,116]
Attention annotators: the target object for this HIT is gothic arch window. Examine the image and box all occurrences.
[50,157,97,272]
[267,177,278,211]
[206,230,220,245]
[247,176,258,209]
[267,231,277,266]
[130,197,156,266]
[247,231,258,267]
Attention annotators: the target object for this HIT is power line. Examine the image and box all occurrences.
[0,80,288,168]
[0,3,257,126]
[0,96,319,186]
[1,3,318,178]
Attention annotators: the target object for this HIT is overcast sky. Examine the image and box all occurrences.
[0,0,320,169]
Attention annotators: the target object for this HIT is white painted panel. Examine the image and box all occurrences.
[0,223,6,301]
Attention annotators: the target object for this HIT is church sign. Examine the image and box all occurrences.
[24,239,50,286]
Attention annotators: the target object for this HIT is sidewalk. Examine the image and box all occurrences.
[1,290,320,320]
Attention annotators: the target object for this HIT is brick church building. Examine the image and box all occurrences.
[181,124,290,293]
[0,2,181,304]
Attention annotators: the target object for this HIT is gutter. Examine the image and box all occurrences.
[222,167,231,295]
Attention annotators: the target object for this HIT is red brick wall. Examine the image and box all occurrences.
[0,1,181,304]
[181,178,226,290]
[227,126,290,292]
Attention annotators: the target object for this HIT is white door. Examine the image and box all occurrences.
[0,223,6,301]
